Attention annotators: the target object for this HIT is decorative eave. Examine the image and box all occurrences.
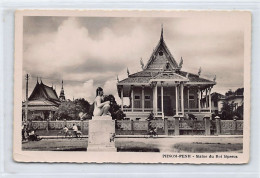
[186,82,216,85]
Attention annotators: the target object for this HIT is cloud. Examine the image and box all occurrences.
[23,14,246,100]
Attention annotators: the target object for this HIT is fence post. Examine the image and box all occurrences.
[64,119,67,127]
[46,119,49,132]
[131,120,134,134]
[81,119,84,132]
[215,116,221,135]
[174,116,180,136]
[204,116,211,136]
[164,118,168,135]
[233,116,238,135]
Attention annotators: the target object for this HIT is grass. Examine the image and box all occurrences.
[22,138,243,153]
[116,141,160,152]
[173,142,243,153]
[22,139,160,152]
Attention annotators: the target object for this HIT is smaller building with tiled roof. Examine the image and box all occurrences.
[117,27,216,120]
[22,80,61,120]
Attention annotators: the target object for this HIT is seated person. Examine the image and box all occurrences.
[28,130,40,141]
[93,87,110,116]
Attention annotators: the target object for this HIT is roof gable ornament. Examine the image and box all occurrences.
[213,75,216,82]
[198,67,202,76]
[117,75,119,82]
[127,68,130,77]
[160,24,164,41]
[140,58,144,70]
[178,57,183,69]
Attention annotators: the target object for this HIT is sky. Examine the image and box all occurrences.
[22,14,245,104]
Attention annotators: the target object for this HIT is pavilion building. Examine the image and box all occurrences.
[117,27,216,120]
[22,79,61,121]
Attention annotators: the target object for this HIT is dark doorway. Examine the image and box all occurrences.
[158,96,173,116]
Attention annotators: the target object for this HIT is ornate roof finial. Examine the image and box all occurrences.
[213,75,216,82]
[40,77,42,84]
[37,76,39,84]
[127,68,130,77]
[198,67,202,76]
[61,80,64,89]
[117,75,119,82]
[160,24,164,41]
[140,58,144,70]
[186,72,189,78]
[179,57,183,69]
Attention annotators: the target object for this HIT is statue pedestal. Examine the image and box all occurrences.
[87,116,117,152]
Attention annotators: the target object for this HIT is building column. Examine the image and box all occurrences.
[121,88,124,111]
[161,82,164,119]
[175,84,179,115]
[187,86,190,112]
[206,89,208,108]
[131,86,134,112]
[142,86,145,112]
[49,111,52,120]
[209,88,212,113]
[153,82,158,114]
[154,82,158,115]
[181,83,184,115]
[198,88,201,113]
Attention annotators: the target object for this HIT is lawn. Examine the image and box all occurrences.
[173,142,243,153]
[22,138,242,153]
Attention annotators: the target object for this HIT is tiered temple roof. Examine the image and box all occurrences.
[118,27,215,91]
[23,80,60,110]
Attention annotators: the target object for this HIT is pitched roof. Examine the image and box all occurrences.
[118,69,215,85]
[118,27,215,86]
[28,81,60,106]
[144,28,179,70]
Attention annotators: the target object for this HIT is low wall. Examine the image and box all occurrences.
[29,119,243,136]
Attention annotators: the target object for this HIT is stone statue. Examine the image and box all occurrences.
[93,87,110,116]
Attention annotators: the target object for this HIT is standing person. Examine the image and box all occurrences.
[63,125,69,137]
[72,124,78,138]
[93,87,110,116]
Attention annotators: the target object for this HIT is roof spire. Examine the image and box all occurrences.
[40,77,42,84]
[59,80,65,101]
[37,76,39,84]
[160,24,164,41]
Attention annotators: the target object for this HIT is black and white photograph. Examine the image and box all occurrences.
[13,10,251,163]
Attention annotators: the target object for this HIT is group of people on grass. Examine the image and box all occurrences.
[22,123,41,141]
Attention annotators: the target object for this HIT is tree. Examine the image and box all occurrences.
[54,100,77,120]
[54,98,91,120]
[221,101,243,120]
[74,98,90,114]
[103,94,122,120]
